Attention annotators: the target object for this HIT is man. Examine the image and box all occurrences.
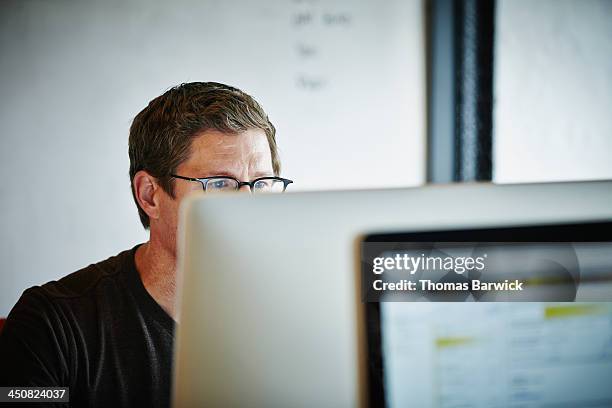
[0,82,292,407]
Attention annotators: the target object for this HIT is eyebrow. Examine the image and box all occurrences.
[252,171,275,178]
[200,171,237,179]
[195,171,275,180]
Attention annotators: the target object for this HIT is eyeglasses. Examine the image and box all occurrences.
[170,174,293,193]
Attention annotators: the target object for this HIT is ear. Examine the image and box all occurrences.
[133,170,161,223]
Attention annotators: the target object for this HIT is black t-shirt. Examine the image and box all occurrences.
[0,245,175,407]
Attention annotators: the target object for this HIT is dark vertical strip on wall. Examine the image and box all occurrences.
[453,0,495,181]
[426,0,456,184]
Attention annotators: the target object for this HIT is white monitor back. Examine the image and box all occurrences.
[172,180,612,408]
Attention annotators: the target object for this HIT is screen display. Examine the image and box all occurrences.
[365,222,612,408]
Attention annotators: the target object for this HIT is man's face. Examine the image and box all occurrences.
[154,128,274,256]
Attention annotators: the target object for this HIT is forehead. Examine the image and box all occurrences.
[179,128,272,174]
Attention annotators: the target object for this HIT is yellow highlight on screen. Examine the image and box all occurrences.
[435,336,474,348]
[544,304,606,319]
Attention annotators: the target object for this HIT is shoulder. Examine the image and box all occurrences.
[0,246,141,386]
[3,246,139,331]
[37,246,139,300]
[2,246,139,339]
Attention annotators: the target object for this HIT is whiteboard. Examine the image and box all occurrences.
[0,0,425,315]
[494,0,612,183]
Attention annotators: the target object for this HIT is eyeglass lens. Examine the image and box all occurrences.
[205,177,286,193]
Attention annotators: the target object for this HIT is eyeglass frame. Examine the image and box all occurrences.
[170,174,293,193]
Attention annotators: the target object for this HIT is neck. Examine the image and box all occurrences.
[135,239,177,321]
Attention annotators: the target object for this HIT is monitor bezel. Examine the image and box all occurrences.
[362,220,612,408]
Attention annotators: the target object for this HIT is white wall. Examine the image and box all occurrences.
[494,0,612,183]
[0,0,425,315]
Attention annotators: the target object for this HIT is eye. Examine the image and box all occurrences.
[207,178,236,191]
[252,178,286,194]
[212,179,228,188]
[254,179,271,190]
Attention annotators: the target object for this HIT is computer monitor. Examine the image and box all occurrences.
[363,222,612,408]
[172,180,612,407]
